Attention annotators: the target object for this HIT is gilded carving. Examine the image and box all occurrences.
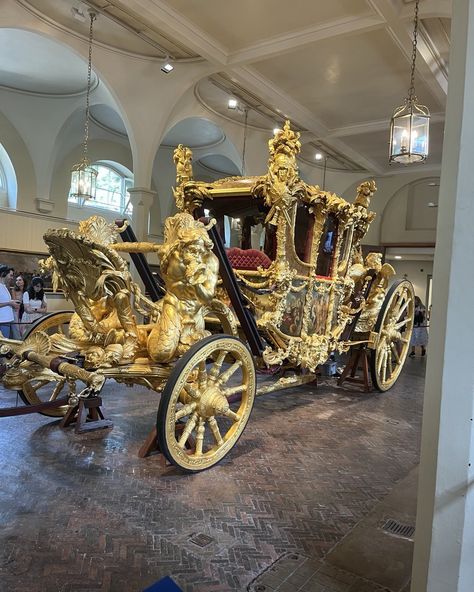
[0,121,414,472]
[113,213,220,363]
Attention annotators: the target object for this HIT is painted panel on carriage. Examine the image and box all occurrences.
[280,283,307,336]
[306,282,331,335]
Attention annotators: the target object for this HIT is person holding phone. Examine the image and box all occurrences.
[0,265,20,338]
[22,276,47,327]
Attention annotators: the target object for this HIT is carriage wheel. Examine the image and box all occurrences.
[18,377,70,418]
[18,311,74,416]
[370,280,415,392]
[22,311,73,340]
[157,334,256,472]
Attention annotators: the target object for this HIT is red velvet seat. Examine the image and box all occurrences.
[226,247,272,270]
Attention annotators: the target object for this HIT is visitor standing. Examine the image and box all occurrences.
[409,296,428,357]
[10,275,25,339]
[0,265,20,338]
[22,277,47,329]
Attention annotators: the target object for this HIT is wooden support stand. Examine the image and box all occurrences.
[138,426,160,459]
[138,424,194,463]
[337,346,371,392]
[60,396,113,434]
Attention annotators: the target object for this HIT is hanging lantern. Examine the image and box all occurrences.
[70,11,98,202]
[70,157,98,201]
[389,0,430,164]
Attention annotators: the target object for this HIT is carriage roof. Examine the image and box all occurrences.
[172,121,376,235]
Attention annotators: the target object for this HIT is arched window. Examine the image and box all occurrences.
[0,164,6,191]
[68,161,133,215]
[0,143,17,209]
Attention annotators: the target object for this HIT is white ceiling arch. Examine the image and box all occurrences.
[4,0,452,177]
[0,27,98,96]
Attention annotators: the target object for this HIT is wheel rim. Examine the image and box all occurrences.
[22,311,73,340]
[20,377,69,417]
[373,280,414,391]
[159,336,256,472]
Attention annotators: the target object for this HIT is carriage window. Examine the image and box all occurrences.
[222,214,276,260]
[316,214,338,277]
[337,225,353,275]
[294,203,315,263]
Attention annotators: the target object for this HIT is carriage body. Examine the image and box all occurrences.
[0,122,414,472]
[173,122,412,378]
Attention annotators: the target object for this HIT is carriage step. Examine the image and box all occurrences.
[60,396,113,434]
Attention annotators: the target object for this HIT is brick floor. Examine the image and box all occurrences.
[0,359,425,591]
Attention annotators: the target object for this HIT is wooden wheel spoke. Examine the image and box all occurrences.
[198,361,208,389]
[209,351,228,381]
[382,351,387,383]
[387,349,393,376]
[195,418,205,456]
[217,360,242,385]
[177,412,198,449]
[175,401,197,420]
[49,379,66,401]
[223,384,247,397]
[184,383,199,399]
[390,343,401,364]
[377,348,386,375]
[30,380,51,392]
[208,416,224,445]
[396,299,409,319]
[394,318,409,330]
[222,408,240,422]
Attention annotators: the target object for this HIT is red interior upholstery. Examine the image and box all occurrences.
[226,247,272,270]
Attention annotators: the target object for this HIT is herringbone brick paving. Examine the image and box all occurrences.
[0,360,425,591]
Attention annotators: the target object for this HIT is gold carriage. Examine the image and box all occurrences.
[0,122,414,472]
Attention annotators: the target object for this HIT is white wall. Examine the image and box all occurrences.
[390,259,433,302]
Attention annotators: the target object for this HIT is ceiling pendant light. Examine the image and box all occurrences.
[389,0,430,164]
[70,11,98,204]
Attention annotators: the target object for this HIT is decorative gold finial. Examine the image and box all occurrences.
[354,180,377,209]
[173,144,194,186]
[268,120,301,161]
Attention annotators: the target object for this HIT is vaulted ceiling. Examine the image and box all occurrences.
[5,0,452,175]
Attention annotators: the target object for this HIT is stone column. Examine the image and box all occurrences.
[128,187,155,241]
[412,1,474,591]
[127,187,155,293]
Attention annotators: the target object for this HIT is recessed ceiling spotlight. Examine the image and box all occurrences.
[273,127,281,135]
[71,6,86,22]
[427,202,438,208]
[315,152,324,160]
[228,98,238,110]
[428,182,440,187]
[161,57,174,73]
[394,255,402,260]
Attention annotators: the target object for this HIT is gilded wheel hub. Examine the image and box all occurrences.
[196,384,232,419]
